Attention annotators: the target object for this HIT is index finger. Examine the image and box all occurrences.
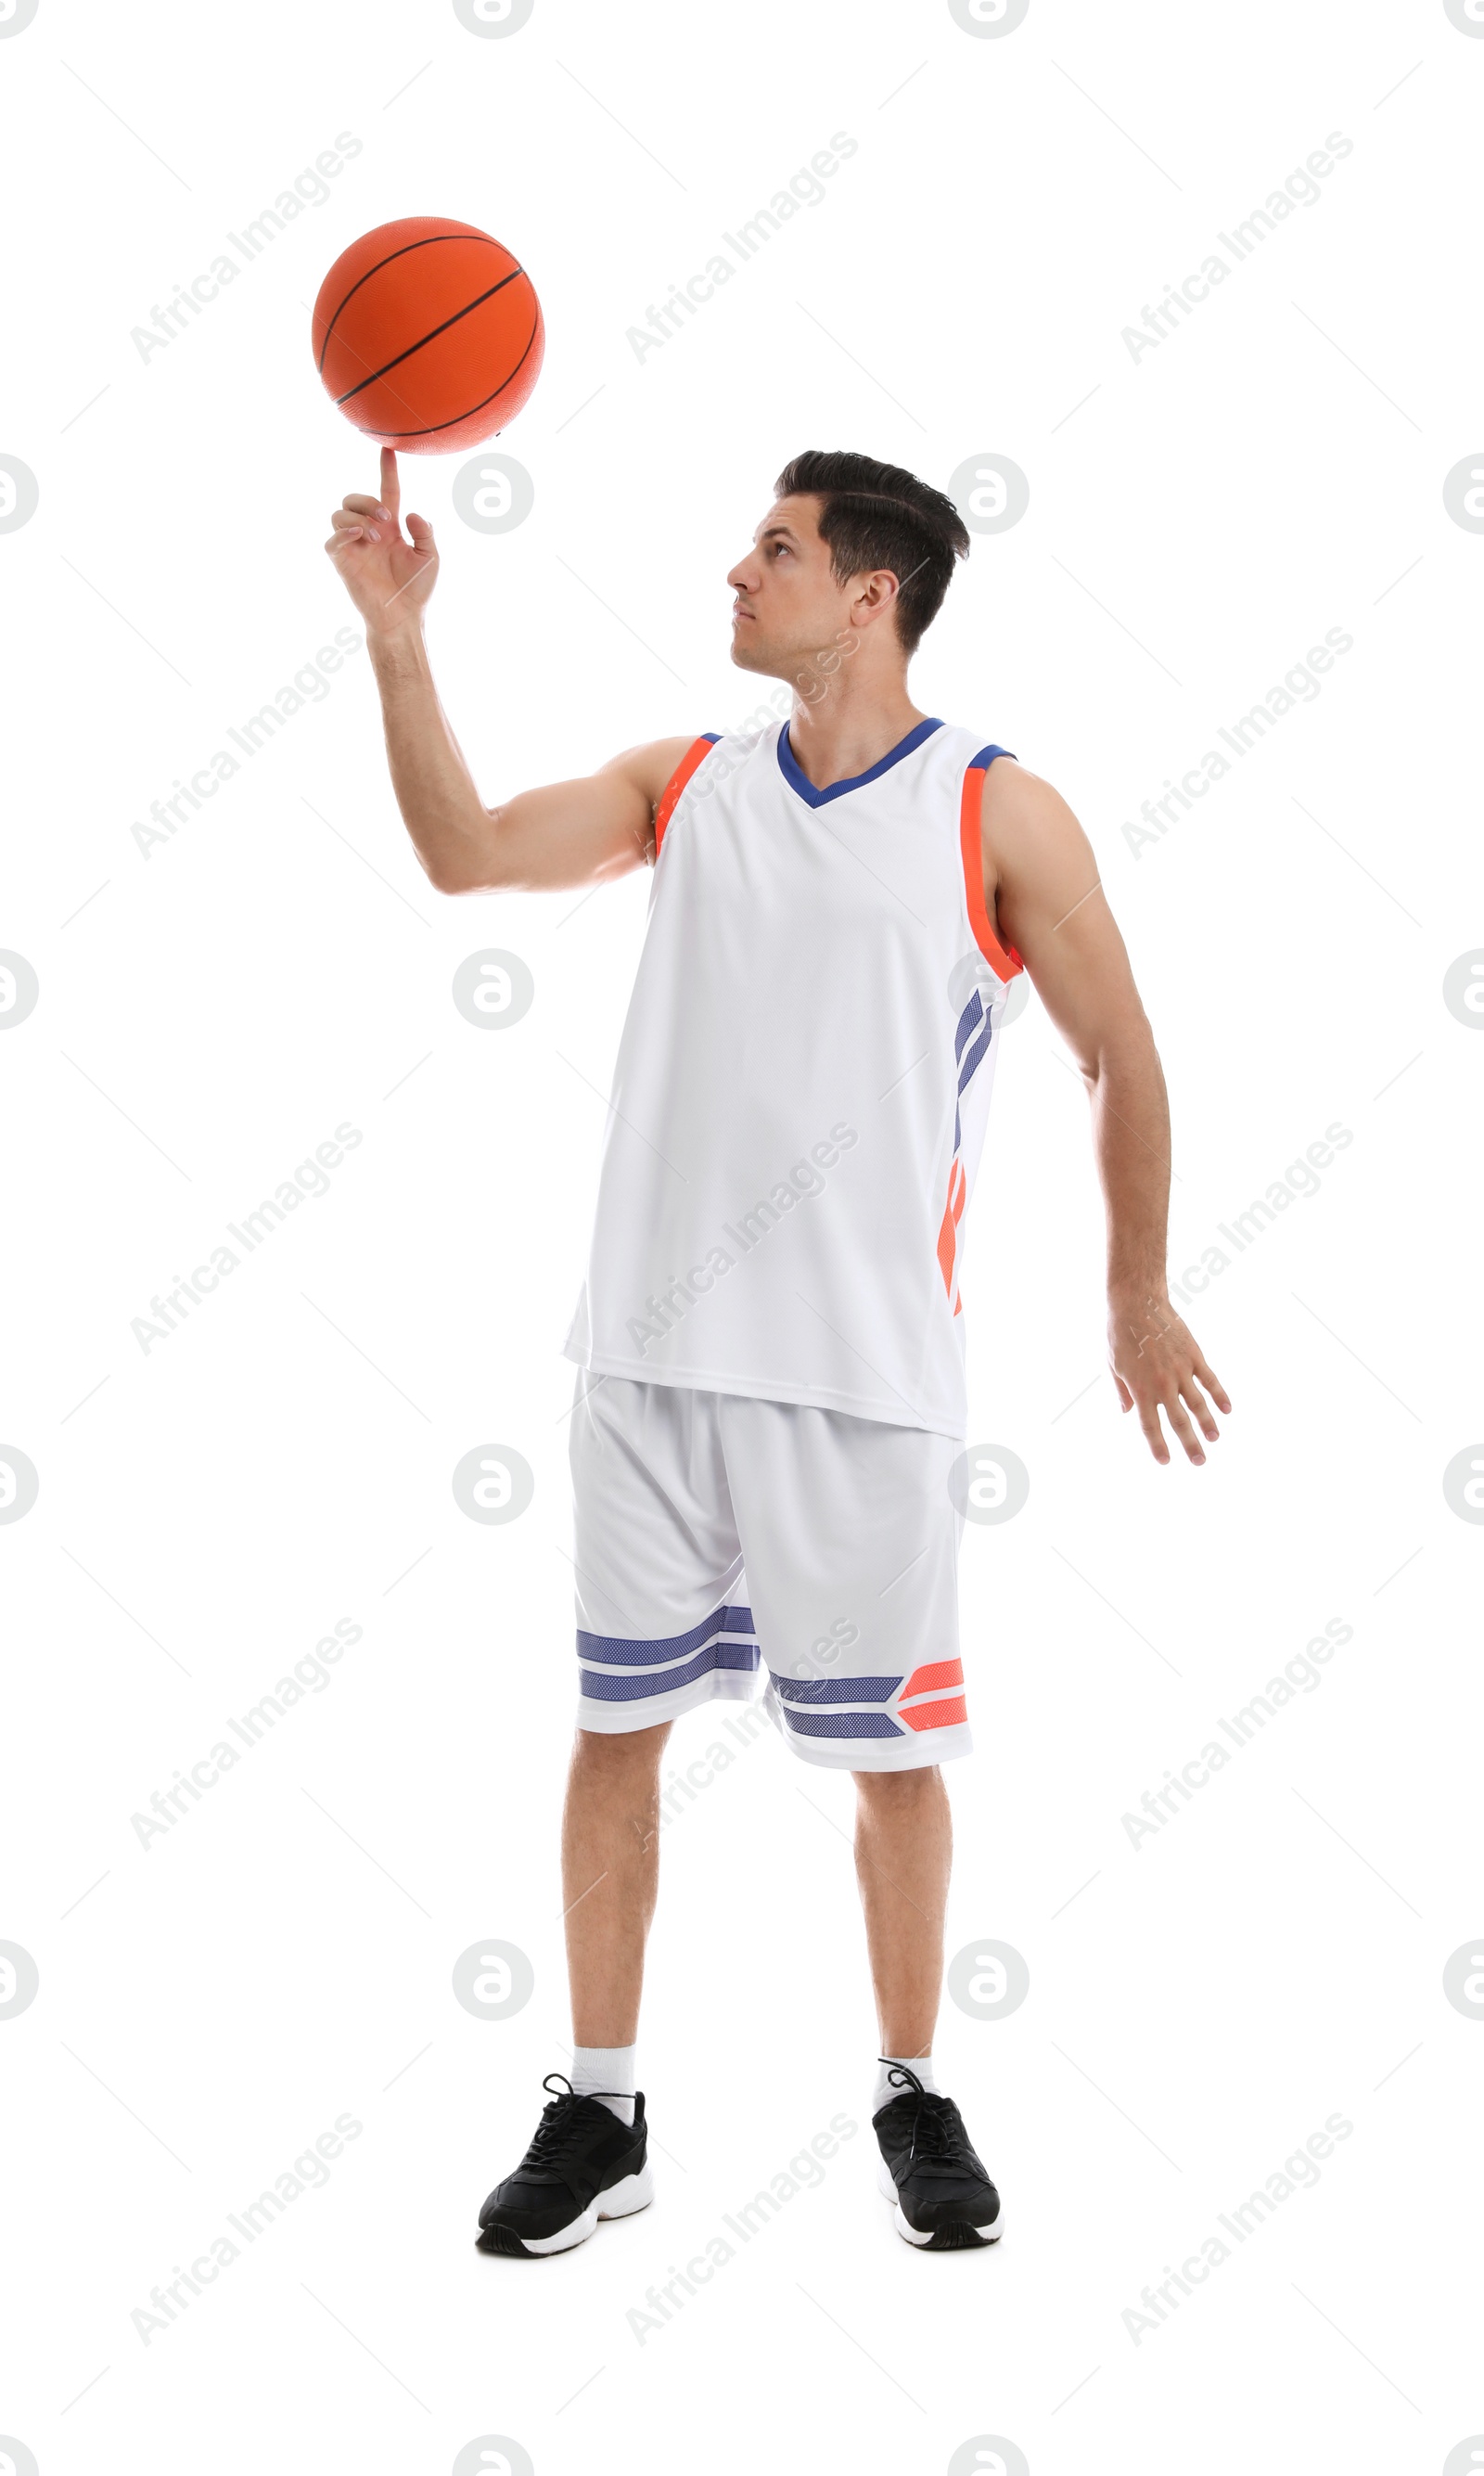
[379,443,400,520]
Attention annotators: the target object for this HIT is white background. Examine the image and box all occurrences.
[2,0,1481,2470]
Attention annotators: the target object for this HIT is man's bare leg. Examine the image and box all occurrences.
[475,1725,669,2251]
[854,1763,1003,2247]
[851,1765,952,2061]
[562,1722,672,2046]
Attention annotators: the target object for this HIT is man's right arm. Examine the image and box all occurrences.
[367,624,693,894]
[326,445,694,895]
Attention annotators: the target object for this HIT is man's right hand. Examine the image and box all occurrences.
[325,443,697,893]
[324,443,438,637]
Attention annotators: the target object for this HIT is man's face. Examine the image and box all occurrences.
[727,494,859,679]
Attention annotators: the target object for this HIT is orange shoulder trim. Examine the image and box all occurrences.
[653,734,720,858]
[959,753,1024,981]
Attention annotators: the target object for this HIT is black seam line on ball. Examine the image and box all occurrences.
[333,267,529,404]
[317,231,516,373]
[364,313,542,440]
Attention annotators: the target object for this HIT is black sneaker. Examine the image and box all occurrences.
[872,2062,1003,2251]
[477,2073,654,2257]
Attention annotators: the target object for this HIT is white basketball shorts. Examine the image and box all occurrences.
[569,1374,972,1772]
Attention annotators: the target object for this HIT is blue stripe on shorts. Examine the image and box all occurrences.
[781,1708,905,1740]
[772,1674,901,1706]
[578,1601,760,1702]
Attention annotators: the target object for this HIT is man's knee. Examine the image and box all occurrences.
[571,1721,672,1782]
[853,1764,941,1807]
[568,1726,673,1860]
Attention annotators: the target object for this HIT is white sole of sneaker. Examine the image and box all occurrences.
[876,2152,1003,2248]
[518,2162,656,2256]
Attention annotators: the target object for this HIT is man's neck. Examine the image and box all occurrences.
[783,675,928,792]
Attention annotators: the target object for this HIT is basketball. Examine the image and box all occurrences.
[312,215,544,455]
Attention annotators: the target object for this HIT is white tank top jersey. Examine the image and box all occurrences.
[562,715,1025,1443]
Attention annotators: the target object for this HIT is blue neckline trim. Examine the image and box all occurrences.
[775,715,943,808]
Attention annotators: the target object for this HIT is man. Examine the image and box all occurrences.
[326,446,1229,2255]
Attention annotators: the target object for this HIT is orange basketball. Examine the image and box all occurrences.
[312,216,544,455]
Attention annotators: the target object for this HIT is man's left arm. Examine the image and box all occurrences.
[980,759,1231,1467]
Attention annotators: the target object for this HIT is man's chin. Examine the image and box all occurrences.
[729,630,780,677]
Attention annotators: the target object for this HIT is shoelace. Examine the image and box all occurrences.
[521,2072,630,2167]
[880,2061,977,2171]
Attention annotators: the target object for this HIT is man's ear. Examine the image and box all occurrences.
[852,571,901,630]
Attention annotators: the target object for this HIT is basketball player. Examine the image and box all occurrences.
[326,447,1229,2254]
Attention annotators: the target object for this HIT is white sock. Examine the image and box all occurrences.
[570,2044,636,2125]
[875,2053,939,2110]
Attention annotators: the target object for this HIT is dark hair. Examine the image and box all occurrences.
[772,449,969,657]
